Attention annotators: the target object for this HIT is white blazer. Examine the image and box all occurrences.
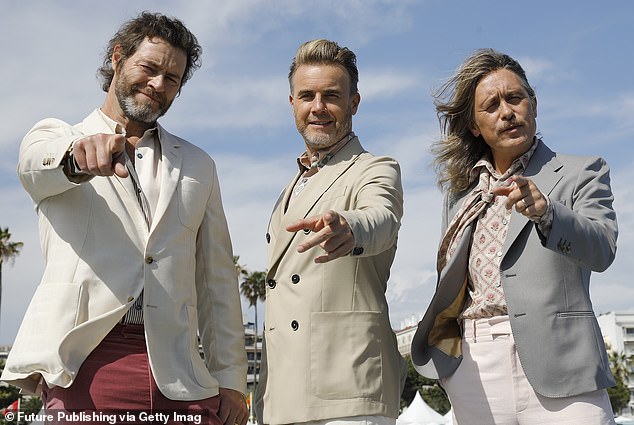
[2,110,247,401]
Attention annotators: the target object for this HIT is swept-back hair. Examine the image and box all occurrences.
[431,48,535,196]
[97,11,202,92]
[288,39,359,95]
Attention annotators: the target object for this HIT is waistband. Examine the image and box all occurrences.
[463,315,512,340]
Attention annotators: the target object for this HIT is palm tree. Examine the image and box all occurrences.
[239,269,266,385]
[0,227,24,326]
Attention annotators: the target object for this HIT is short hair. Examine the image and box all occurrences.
[97,11,202,92]
[431,48,536,195]
[288,39,359,95]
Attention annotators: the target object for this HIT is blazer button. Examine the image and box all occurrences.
[291,320,299,331]
[145,256,154,264]
[352,247,364,256]
[291,274,300,284]
[267,279,277,289]
[266,233,271,243]
[303,228,311,235]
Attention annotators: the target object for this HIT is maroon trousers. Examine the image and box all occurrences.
[43,323,221,424]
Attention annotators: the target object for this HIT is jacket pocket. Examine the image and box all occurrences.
[310,311,383,400]
[178,177,207,232]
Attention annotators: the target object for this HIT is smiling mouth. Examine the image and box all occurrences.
[309,121,333,127]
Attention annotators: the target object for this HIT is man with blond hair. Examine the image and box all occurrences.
[255,39,406,425]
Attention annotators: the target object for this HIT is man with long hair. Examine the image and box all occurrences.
[411,49,617,424]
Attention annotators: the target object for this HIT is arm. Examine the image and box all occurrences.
[288,156,403,262]
[194,160,248,423]
[18,118,127,203]
[494,156,617,271]
[543,157,617,272]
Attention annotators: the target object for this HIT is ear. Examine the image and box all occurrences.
[470,124,481,138]
[289,94,294,106]
[112,45,123,70]
[351,92,360,115]
[531,96,538,119]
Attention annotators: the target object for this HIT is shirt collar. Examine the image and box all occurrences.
[470,137,540,183]
[96,108,159,141]
[297,132,355,172]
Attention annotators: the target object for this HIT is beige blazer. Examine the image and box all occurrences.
[411,140,617,398]
[255,137,407,424]
[1,110,247,400]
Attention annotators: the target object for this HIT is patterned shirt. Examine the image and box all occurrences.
[461,141,538,319]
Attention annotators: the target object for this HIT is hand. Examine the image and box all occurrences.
[218,388,249,425]
[286,210,355,263]
[492,175,547,221]
[72,133,128,178]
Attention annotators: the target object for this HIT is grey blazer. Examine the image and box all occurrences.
[411,140,618,398]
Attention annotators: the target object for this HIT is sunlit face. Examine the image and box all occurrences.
[471,68,537,172]
[290,64,360,152]
[113,37,187,124]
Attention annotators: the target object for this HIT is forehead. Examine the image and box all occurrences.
[291,64,351,92]
[475,68,527,97]
[130,37,187,74]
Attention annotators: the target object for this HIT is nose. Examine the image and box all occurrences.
[311,94,327,113]
[499,100,514,120]
[147,75,166,92]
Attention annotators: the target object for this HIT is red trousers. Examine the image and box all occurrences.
[43,323,221,424]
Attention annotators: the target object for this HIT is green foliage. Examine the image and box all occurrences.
[401,355,451,415]
[607,348,633,415]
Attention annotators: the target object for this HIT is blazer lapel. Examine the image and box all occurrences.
[503,141,564,254]
[81,111,150,238]
[151,126,182,233]
[267,138,364,272]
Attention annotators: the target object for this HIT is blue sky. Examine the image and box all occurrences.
[1,0,633,345]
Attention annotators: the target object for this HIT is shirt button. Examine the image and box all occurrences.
[291,320,299,331]
[496,251,503,257]
[352,247,364,256]
[127,296,135,303]
[145,256,154,264]
[502,219,508,225]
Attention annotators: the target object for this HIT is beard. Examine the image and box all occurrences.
[115,75,173,124]
[300,112,353,151]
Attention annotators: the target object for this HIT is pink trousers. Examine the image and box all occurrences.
[441,316,616,425]
[43,323,221,424]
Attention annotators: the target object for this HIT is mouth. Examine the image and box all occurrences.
[500,124,521,134]
[308,120,333,128]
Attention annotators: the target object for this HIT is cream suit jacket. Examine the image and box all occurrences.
[255,137,407,424]
[1,110,247,400]
[411,140,618,398]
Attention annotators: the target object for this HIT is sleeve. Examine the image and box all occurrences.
[337,155,403,257]
[195,158,248,394]
[18,118,87,203]
[542,156,618,272]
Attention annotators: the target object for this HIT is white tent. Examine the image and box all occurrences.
[397,391,447,425]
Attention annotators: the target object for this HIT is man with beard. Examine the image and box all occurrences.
[254,39,406,425]
[1,12,248,424]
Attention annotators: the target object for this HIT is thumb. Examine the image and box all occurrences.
[112,152,129,178]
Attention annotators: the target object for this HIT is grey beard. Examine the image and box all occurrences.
[118,96,164,124]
